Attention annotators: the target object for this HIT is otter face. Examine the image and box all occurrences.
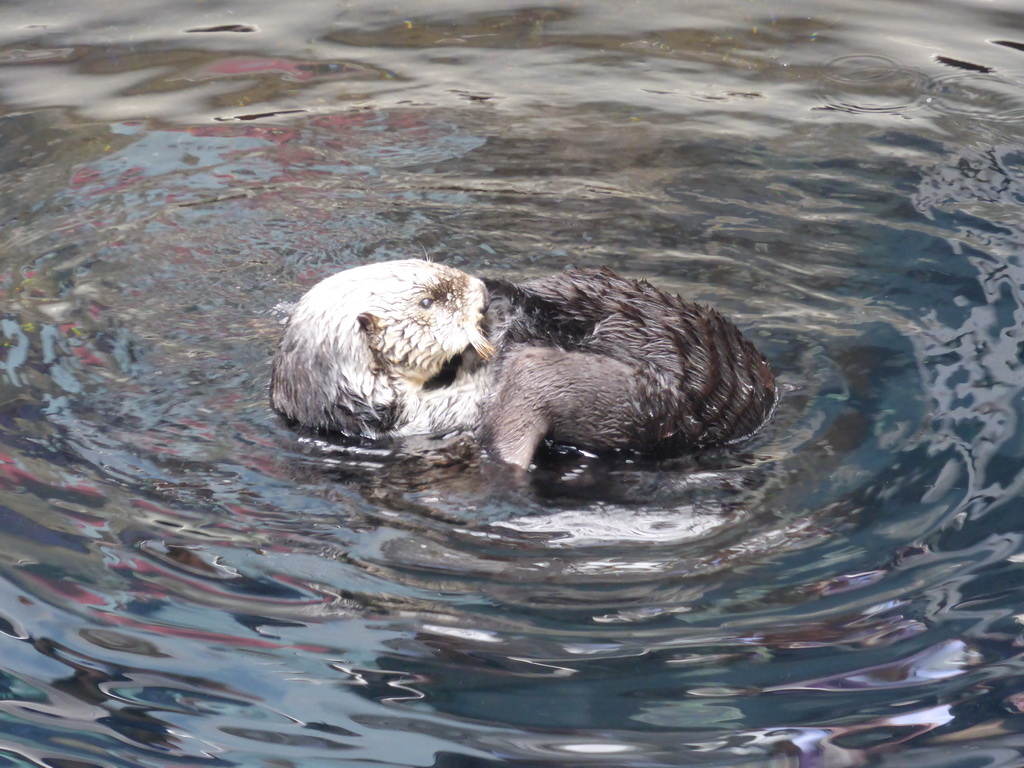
[271,259,493,435]
[361,264,493,384]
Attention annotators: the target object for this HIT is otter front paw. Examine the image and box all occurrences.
[479,347,639,469]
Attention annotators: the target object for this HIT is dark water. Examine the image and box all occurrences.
[2,1,1024,766]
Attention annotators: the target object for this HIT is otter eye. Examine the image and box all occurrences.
[419,297,434,309]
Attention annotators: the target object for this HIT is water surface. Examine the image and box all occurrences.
[2,1,1024,766]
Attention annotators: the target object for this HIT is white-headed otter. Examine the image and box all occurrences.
[270,259,776,469]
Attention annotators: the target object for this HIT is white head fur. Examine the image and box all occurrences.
[271,259,493,438]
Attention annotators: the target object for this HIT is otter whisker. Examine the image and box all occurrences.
[472,335,496,361]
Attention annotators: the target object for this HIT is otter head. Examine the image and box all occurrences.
[270,259,492,436]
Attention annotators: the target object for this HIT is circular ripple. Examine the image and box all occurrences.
[817,54,932,115]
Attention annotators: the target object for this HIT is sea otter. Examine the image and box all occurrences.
[270,259,776,469]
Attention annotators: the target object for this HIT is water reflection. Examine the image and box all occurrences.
[913,144,1024,527]
[2,0,1024,766]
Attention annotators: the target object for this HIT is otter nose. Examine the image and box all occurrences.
[480,294,490,315]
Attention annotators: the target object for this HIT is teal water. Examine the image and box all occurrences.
[2,1,1024,766]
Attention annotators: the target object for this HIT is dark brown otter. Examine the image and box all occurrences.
[270,260,776,470]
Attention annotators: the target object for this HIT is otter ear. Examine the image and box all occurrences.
[357,312,381,334]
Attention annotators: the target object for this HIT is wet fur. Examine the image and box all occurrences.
[271,261,776,469]
[479,269,777,467]
[270,260,491,438]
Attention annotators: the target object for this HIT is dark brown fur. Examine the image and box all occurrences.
[479,268,776,467]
